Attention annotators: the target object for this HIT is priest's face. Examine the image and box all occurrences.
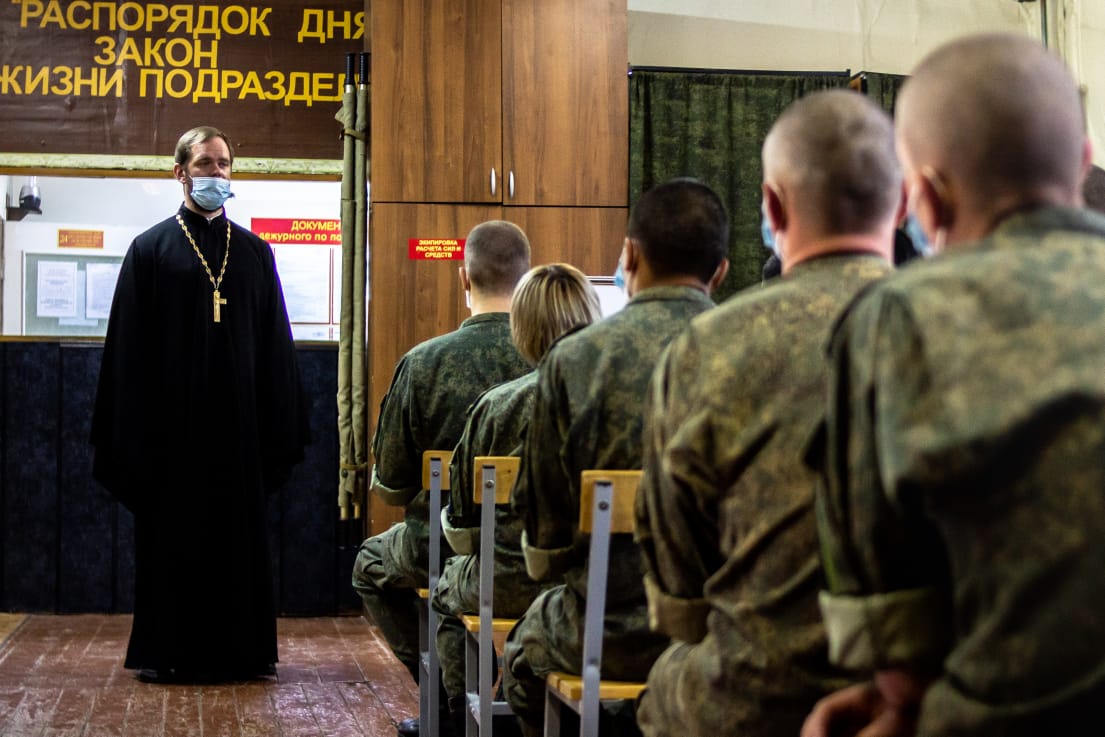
[175,137,233,211]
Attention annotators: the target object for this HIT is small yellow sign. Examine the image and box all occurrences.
[57,229,104,249]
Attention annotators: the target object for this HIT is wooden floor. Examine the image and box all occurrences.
[0,613,417,736]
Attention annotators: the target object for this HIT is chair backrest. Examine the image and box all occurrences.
[421,450,454,592]
[420,449,453,737]
[579,470,639,535]
[578,469,641,737]
[473,456,521,736]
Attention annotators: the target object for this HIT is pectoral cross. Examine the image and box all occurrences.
[213,290,227,323]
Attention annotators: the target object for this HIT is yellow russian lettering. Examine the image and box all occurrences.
[164,68,193,98]
[19,0,44,28]
[163,38,192,67]
[297,9,325,43]
[194,5,221,39]
[139,68,164,96]
[264,70,285,101]
[143,38,166,67]
[144,3,168,32]
[117,2,144,32]
[327,10,352,41]
[0,66,24,95]
[91,2,116,30]
[72,66,98,96]
[313,71,341,103]
[25,66,50,94]
[353,11,365,40]
[99,67,124,96]
[221,69,243,98]
[115,37,143,67]
[192,69,221,102]
[239,70,265,100]
[167,4,193,34]
[314,233,328,242]
[40,0,65,28]
[51,66,74,95]
[249,7,271,36]
[285,71,312,106]
[193,39,219,69]
[67,0,92,30]
[221,6,248,35]
[93,35,116,65]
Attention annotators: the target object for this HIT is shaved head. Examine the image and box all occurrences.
[464,220,531,297]
[763,89,900,235]
[897,33,1086,211]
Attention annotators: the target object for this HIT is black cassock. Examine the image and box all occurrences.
[91,204,309,674]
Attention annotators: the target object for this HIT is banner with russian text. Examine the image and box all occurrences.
[0,0,364,161]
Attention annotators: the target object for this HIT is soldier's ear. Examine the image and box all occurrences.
[458,266,471,292]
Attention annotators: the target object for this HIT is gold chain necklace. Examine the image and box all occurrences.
[176,213,230,323]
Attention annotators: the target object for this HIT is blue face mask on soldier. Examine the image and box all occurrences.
[902,213,932,257]
[614,260,626,291]
[190,177,234,211]
[761,208,780,258]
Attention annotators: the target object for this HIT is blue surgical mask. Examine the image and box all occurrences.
[614,261,626,291]
[761,208,780,258]
[190,176,234,211]
[902,214,932,257]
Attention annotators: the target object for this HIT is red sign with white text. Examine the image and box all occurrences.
[408,238,465,260]
[252,218,341,245]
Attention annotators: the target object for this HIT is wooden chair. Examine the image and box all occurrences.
[417,450,453,737]
[461,456,522,737]
[543,470,647,737]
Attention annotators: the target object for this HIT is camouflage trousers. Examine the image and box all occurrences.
[502,584,667,736]
[432,552,556,699]
[637,636,854,737]
[430,554,481,698]
[351,522,426,681]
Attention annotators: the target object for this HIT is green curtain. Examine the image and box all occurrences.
[863,72,908,114]
[629,70,849,301]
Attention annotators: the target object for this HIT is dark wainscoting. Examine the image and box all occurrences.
[0,340,361,616]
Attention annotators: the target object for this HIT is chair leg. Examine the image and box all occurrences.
[543,688,563,737]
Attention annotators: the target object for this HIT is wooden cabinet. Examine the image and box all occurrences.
[370,0,502,203]
[502,0,628,206]
[367,0,628,535]
[370,0,627,207]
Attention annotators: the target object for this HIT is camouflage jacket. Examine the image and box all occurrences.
[514,285,716,609]
[636,254,890,726]
[371,312,529,539]
[812,207,1105,735]
[442,371,551,611]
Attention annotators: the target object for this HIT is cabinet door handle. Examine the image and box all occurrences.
[490,168,497,197]
[508,170,515,199]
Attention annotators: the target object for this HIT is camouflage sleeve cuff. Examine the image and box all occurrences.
[370,465,419,507]
[522,530,573,581]
[442,507,479,556]
[645,572,709,644]
[820,588,946,671]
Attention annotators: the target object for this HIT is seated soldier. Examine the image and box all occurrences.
[352,220,532,737]
[432,263,603,735]
[503,178,731,737]
[803,33,1105,737]
[634,89,899,737]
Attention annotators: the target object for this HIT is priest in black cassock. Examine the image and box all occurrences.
[91,125,310,683]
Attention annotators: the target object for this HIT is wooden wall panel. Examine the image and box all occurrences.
[506,206,628,276]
